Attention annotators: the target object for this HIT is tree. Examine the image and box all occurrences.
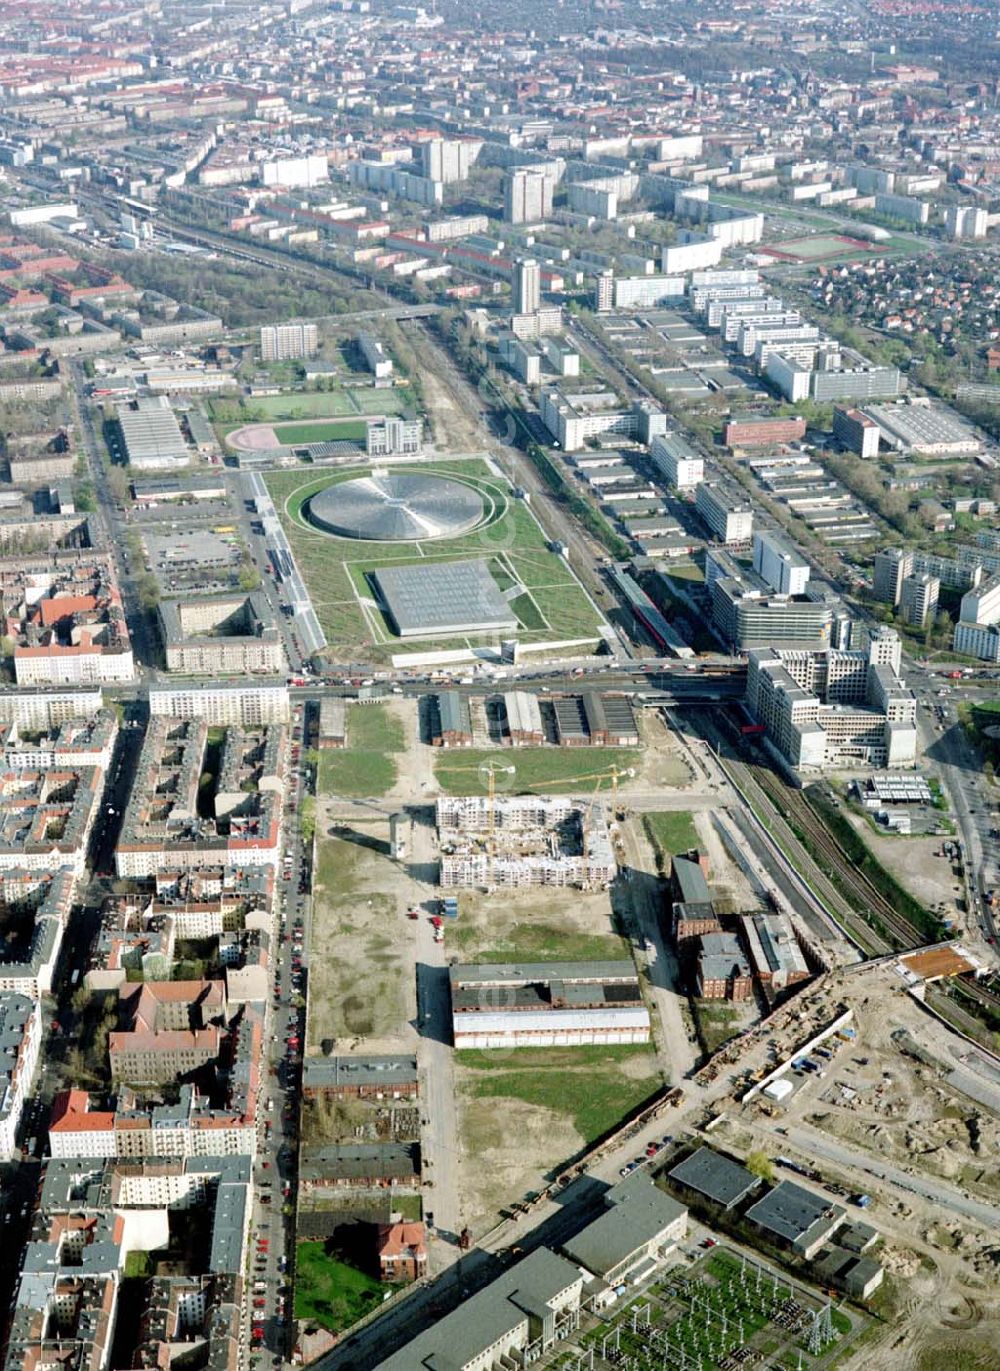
[299,794,316,844]
[745,1150,775,1183]
[106,466,130,504]
[138,574,160,610]
[237,558,261,592]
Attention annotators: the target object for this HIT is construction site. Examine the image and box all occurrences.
[437,792,617,890]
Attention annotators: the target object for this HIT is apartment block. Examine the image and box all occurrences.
[4,553,135,687]
[873,548,914,606]
[753,530,810,596]
[0,992,40,1158]
[149,684,291,725]
[158,592,285,676]
[357,331,393,379]
[115,716,284,877]
[900,573,939,628]
[503,169,554,225]
[650,432,703,489]
[259,321,318,360]
[695,482,754,546]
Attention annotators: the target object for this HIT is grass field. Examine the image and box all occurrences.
[294,1243,397,1333]
[445,919,628,962]
[210,388,409,423]
[435,747,641,795]
[642,811,699,866]
[272,418,369,444]
[456,1044,661,1144]
[264,459,606,660]
[317,702,403,797]
[762,233,874,262]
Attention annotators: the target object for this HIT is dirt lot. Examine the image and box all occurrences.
[442,882,628,964]
[693,809,760,913]
[456,1093,583,1229]
[308,823,421,1053]
[841,814,964,920]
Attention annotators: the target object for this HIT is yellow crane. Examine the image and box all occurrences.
[477,759,515,891]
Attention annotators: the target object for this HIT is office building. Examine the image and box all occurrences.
[873,548,914,607]
[695,482,754,546]
[512,258,541,316]
[366,415,423,456]
[503,169,553,225]
[710,574,834,652]
[753,530,810,596]
[953,571,1000,661]
[724,416,807,449]
[746,629,916,771]
[540,387,638,451]
[650,432,703,489]
[358,331,393,379]
[833,406,881,459]
[900,573,939,628]
[259,321,318,361]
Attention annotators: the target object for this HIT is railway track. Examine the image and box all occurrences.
[721,754,889,955]
[956,976,1000,1016]
[752,768,927,951]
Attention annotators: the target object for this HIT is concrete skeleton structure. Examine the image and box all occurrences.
[437,794,617,891]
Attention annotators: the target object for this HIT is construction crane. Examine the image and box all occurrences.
[477,759,515,892]
[582,777,604,889]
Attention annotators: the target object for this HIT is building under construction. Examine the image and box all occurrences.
[436,794,616,890]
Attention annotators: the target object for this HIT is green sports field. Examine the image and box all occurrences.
[269,418,369,444]
[264,458,607,662]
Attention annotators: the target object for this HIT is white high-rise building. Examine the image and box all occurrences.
[260,323,318,361]
[945,206,988,240]
[650,433,703,490]
[503,170,553,225]
[753,531,810,596]
[512,259,541,315]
